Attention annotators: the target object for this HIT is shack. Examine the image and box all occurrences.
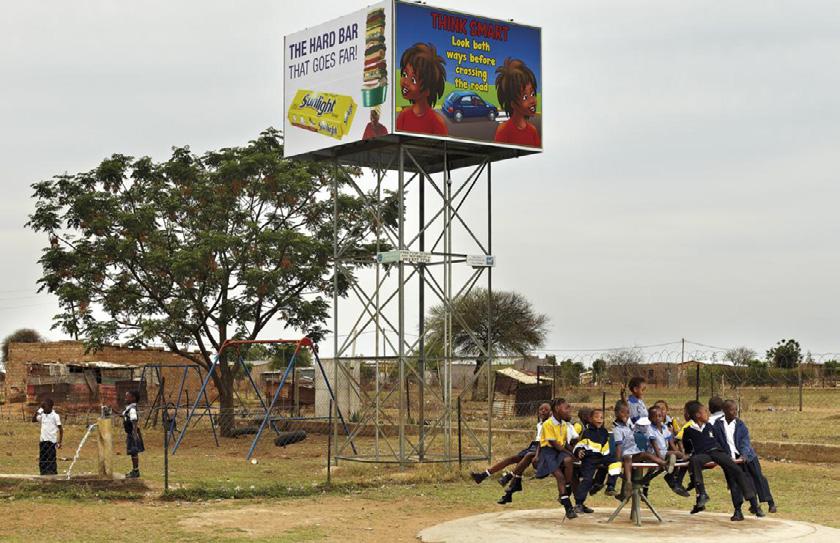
[493,367,552,417]
[25,361,145,412]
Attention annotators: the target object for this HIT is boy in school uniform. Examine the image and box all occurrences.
[654,399,678,434]
[708,396,725,425]
[32,397,63,475]
[714,399,775,519]
[534,398,578,519]
[573,407,592,436]
[681,400,756,515]
[613,400,675,499]
[626,377,648,429]
[123,390,145,478]
[572,408,618,513]
[485,403,551,504]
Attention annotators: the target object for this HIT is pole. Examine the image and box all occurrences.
[398,144,406,465]
[418,158,426,462]
[457,397,462,469]
[327,399,333,485]
[798,362,803,412]
[695,362,700,402]
[602,390,606,415]
[163,377,169,493]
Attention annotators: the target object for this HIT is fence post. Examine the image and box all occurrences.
[162,377,169,493]
[457,397,462,469]
[327,399,333,485]
[601,390,606,415]
[695,363,700,401]
[798,363,803,412]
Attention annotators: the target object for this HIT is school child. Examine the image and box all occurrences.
[654,399,677,434]
[626,377,648,428]
[32,397,62,475]
[494,58,541,147]
[534,398,578,519]
[573,407,592,436]
[708,396,725,425]
[396,43,448,135]
[613,400,674,499]
[714,399,776,519]
[572,408,618,513]
[681,400,756,515]
[472,404,551,499]
[123,390,145,478]
[646,405,689,496]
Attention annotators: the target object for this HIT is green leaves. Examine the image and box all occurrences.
[26,128,394,374]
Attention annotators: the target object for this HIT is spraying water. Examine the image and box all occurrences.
[65,423,97,480]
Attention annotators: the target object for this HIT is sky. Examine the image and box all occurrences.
[1,0,839,363]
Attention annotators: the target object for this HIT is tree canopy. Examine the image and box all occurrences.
[27,128,396,434]
[766,338,802,369]
[423,288,549,369]
[2,328,44,365]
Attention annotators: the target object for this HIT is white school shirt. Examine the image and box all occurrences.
[36,409,62,443]
[709,411,724,425]
[534,421,543,442]
[123,403,138,422]
[723,418,739,459]
[563,420,579,445]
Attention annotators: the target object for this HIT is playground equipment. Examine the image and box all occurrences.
[171,337,356,460]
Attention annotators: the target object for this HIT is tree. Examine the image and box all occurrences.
[423,289,549,390]
[2,328,44,367]
[724,346,756,367]
[766,339,802,369]
[591,358,607,384]
[604,348,644,394]
[26,128,396,436]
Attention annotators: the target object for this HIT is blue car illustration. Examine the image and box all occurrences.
[440,91,499,123]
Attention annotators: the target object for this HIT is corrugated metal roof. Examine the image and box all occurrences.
[495,367,552,385]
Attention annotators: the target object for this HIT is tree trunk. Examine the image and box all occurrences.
[215,358,236,438]
[471,358,487,402]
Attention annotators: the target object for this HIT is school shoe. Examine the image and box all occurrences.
[574,504,594,514]
[497,492,513,505]
[691,493,710,514]
[731,510,745,522]
[470,471,489,484]
[588,483,604,496]
[558,497,577,519]
[768,502,778,514]
[604,486,616,496]
[498,472,513,487]
[664,474,690,497]
[125,469,140,479]
[508,477,523,494]
[753,505,766,518]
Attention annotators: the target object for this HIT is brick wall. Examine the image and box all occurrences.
[3,341,215,406]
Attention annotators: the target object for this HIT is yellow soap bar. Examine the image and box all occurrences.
[287,90,357,140]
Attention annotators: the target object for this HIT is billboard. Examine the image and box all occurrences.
[393,1,541,149]
[284,1,393,157]
[283,1,541,157]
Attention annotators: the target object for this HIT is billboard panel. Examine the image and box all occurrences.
[284,1,393,157]
[283,1,541,158]
[393,1,542,149]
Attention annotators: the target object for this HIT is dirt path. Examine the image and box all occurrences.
[178,494,482,542]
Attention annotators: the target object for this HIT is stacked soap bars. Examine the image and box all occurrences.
[362,7,387,107]
[287,90,357,140]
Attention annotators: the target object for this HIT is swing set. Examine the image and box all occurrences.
[170,337,357,460]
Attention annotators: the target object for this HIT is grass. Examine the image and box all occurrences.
[1,387,840,541]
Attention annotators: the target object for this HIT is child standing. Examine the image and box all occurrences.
[682,400,756,515]
[626,377,648,429]
[714,399,775,519]
[123,390,144,479]
[708,396,725,425]
[32,397,62,475]
[534,398,578,519]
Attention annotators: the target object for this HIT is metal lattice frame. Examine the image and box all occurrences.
[332,142,494,464]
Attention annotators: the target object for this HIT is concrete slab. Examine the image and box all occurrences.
[418,508,840,543]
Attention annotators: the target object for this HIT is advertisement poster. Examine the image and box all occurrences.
[393,1,542,149]
[284,1,392,157]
